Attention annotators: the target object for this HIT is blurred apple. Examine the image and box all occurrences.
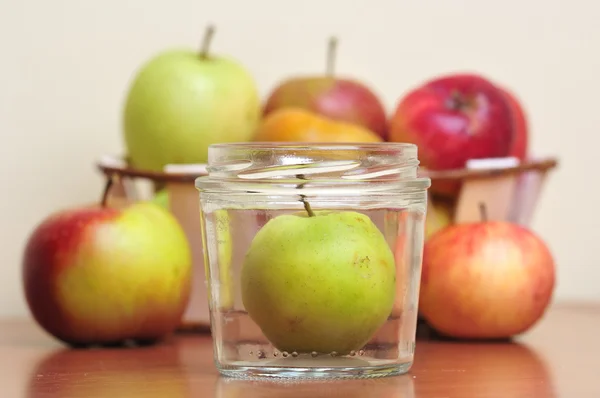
[389,73,515,170]
[151,189,169,209]
[501,87,529,160]
[424,198,454,240]
[123,25,261,171]
[418,204,555,340]
[263,37,388,139]
[254,107,382,143]
[389,73,516,196]
[22,189,192,346]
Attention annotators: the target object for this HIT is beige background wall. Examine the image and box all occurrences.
[0,0,597,316]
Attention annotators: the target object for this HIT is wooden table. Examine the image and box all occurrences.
[2,304,598,397]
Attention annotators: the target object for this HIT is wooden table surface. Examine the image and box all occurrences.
[2,304,598,398]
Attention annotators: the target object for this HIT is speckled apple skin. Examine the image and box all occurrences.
[241,211,396,354]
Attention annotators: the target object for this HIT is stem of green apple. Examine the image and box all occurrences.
[479,202,488,222]
[297,174,315,217]
[302,197,315,217]
[326,36,338,77]
[200,24,215,59]
[101,176,114,208]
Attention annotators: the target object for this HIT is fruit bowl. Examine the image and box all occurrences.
[95,153,558,335]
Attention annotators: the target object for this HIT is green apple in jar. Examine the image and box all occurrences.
[241,208,396,355]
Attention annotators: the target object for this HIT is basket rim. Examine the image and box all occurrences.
[420,157,558,181]
[96,154,559,183]
[96,154,205,183]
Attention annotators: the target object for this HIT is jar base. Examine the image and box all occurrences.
[216,361,413,380]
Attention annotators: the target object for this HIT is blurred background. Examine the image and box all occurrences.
[0,0,597,317]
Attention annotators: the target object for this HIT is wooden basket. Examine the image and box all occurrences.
[96,154,558,334]
[421,156,558,226]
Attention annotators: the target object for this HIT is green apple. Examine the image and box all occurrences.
[425,198,454,240]
[123,26,261,171]
[22,201,192,346]
[151,189,169,209]
[241,210,396,354]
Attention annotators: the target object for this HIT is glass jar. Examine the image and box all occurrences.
[195,142,431,379]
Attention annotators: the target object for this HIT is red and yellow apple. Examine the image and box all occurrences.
[264,79,388,140]
[22,201,192,346]
[263,38,388,140]
[418,218,555,340]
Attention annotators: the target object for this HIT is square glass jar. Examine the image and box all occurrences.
[196,143,430,379]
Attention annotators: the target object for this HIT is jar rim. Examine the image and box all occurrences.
[207,142,418,152]
[196,142,431,194]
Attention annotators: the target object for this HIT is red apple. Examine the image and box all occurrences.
[418,209,555,340]
[502,87,529,160]
[389,73,516,171]
[263,37,388,139]
[22,200,192,346]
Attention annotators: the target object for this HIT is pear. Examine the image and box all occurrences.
[241,210,396,354]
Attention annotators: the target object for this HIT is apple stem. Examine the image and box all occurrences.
[479,202,488,222]
[100,176,114,208]
[326,36,338,77]
[302,197,315,217]
[199,24,215,59]
[297,174,315,217]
